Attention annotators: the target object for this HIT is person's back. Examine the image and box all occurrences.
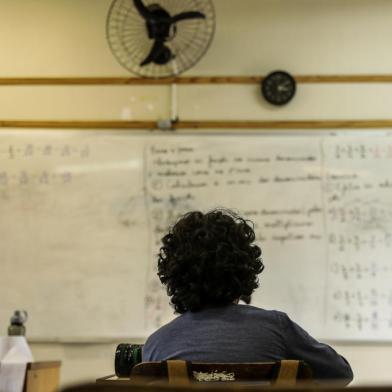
[143,209,353,384]
[144,304,352,382]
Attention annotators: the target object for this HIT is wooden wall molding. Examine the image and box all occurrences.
[0,75,392,85]
[0,120,392,130]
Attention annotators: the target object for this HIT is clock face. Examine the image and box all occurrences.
[261,71,296,106]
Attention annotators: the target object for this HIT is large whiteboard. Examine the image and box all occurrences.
[1,130,392,342]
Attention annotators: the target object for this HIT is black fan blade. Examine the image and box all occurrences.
[133,0,152,20]
[171,11,205,23]
[140,39,165,66]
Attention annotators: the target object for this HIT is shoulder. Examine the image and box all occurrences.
[144,314,187,352]
[143,317,182,361]
[234,304,288,321]
[222,304,291,331]
[146,316,182,344]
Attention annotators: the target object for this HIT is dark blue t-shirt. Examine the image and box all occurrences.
[143,304,353,383]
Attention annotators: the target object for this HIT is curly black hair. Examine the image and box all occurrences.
[157,208,264,313]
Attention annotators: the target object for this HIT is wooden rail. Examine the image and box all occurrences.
[1,120,392,129]
[1,75,392,85]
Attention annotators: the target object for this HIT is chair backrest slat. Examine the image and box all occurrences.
[275,360,299,387]
[166,360,190,385]
[131,360,312,385]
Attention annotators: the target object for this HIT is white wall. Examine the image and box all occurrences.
[1,0,392,387]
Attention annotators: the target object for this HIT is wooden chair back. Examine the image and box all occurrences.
[130,360,312,386]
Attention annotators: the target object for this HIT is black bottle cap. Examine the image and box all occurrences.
[10,310,28,326]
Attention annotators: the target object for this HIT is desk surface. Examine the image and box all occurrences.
[27,361,62,370]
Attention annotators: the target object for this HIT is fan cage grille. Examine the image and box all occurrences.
[106,0,215,78]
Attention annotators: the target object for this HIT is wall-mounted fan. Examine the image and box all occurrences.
[106,0,215,78]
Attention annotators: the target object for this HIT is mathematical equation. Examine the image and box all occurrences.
[328,233,392,251]
[327,203,392,224]
[0,144,90,159]
[331,288,392,307]
[330,262,392,280]
[0,171,72,186]
[334,144,392,160]
[330,287,392,331]
[332,310,389,331]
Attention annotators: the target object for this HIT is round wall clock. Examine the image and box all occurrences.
[261,71,296,106]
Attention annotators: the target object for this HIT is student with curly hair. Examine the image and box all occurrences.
[143,208,353,384]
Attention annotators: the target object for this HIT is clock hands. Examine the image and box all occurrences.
[277,82,291,92]
[261,71,297,106]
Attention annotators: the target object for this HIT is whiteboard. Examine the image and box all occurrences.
[1,129,392,342]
